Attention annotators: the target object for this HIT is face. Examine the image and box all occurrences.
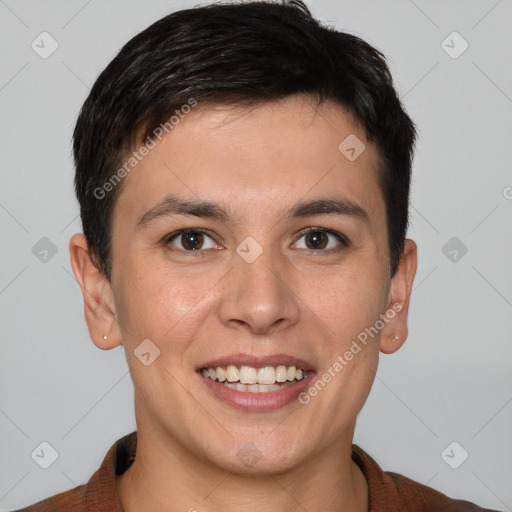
[73,94,416,475]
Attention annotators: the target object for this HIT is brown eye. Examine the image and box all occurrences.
[305,231,328,249]
[293,228,349,251]
[167,230,218,251]
[181,231,204,250]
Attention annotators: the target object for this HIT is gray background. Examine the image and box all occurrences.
[1,0,511,510]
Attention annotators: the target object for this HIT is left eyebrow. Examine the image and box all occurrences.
[136,195,370,229]
[284,198,370,226]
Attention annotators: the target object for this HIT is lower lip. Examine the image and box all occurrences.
[198,371,316,411]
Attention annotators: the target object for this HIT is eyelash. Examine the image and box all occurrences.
[164,227,350,254]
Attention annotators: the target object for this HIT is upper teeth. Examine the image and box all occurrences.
[201,365,305,384]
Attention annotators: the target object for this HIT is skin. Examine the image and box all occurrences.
[70,93,417,512]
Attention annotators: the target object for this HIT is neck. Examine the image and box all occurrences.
[116,427,368,512]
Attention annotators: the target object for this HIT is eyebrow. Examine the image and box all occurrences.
[136,194,370,229]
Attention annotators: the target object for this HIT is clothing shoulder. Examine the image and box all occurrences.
[9,485,86,512]
[386,470,504,512]
[352,444,503,512]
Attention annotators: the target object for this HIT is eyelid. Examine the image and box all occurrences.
[293,227,350,250]
[165,228,222,250]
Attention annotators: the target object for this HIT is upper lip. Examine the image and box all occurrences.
[197,353,315,372]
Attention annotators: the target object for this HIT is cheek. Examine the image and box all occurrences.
[316,268,383,414]
[113,267,212,396]
[302,264,386,345]
[114,257,221,346]
[305,313,380,426]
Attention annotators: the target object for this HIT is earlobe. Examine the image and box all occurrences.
[379,239,418,355]
[380,329,407,354]
[69,233,122,350]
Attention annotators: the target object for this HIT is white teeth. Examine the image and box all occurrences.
[226,365,239,382]
[200,364,307,388]
[275,365,287,382]
[239,365,258,384]
[216,367,226,382]
[258,366,276,384]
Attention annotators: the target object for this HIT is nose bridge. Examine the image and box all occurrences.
[219,241,300,333]
[240,244,281,297]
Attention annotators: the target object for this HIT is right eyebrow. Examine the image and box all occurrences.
[136,195,230,229]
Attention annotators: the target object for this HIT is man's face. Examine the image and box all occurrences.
[108,94,404,473]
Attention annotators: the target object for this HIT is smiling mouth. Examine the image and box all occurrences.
[200,364,307,393]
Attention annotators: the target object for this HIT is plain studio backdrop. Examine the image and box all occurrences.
[0,0,511,510]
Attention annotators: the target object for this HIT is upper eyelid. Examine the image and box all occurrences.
[166,228,220,246]
[294,227,349,247]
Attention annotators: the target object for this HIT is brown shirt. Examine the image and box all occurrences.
[13,431,502,512]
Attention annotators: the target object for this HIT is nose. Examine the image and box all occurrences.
[218,247,301,335]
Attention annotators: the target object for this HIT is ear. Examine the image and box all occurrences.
[379,239,417,354]
[69,233,122,350]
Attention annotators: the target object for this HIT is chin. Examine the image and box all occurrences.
[200,433,309,476]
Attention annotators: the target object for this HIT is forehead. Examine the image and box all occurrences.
[113,95,385,227]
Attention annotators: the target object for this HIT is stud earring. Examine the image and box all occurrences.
[103,334,108,340]
[393,334,399,341]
